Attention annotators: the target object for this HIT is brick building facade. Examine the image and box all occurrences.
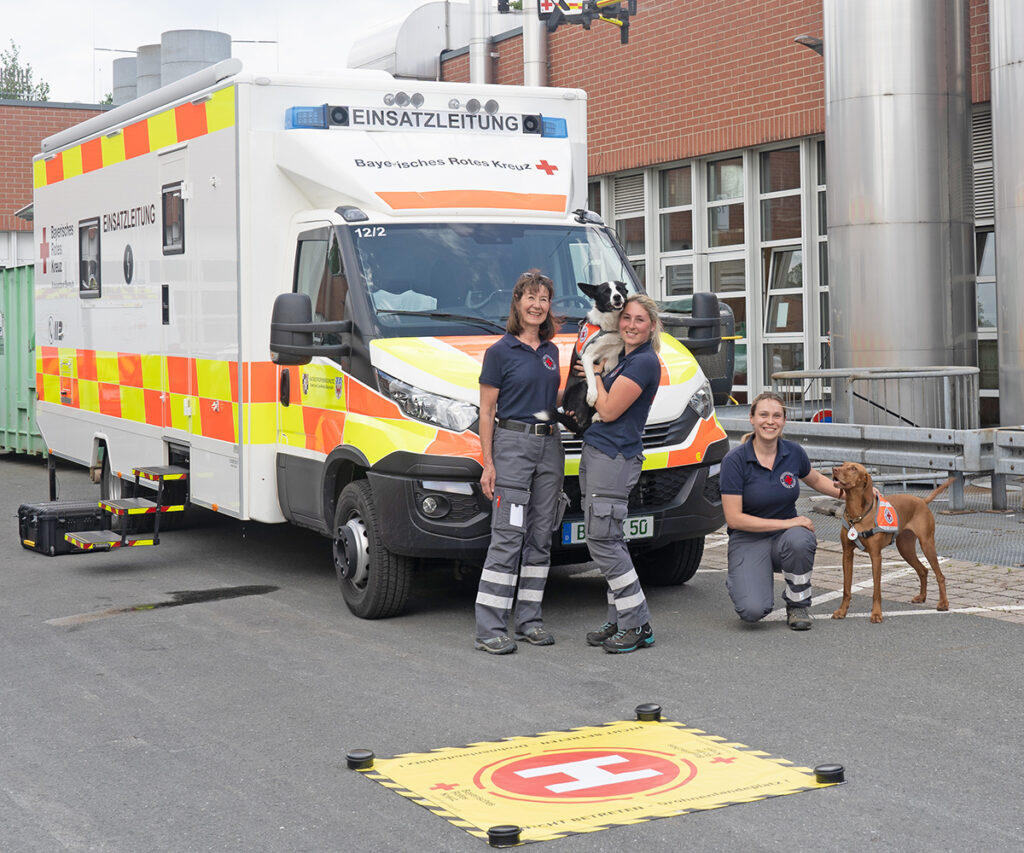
[442,0,998,417]
[0,100,107,265]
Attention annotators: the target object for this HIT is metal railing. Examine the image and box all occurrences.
[771,366,980,430]
[715,407,1024,512]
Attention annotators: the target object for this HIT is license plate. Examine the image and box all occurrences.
[562,515,654,544]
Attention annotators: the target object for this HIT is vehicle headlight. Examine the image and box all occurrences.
[375,369,478,432]
[687,379,714,419]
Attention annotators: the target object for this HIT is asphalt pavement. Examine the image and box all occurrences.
[3,452,1024,852]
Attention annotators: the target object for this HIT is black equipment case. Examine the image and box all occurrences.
[18,500,107,556]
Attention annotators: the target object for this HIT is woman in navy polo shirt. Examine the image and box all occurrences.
[474,270,565,655]
[719,391,843,630]
[581,293,663,654]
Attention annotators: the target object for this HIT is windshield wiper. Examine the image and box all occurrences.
[376,310,507,334]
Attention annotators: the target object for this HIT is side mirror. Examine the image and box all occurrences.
[270,293,315,365]
[688,292,720,355]
[270,292,353,365]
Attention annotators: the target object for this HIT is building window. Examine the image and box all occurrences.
[764,248,803,333]
[79,218,101,299]
[587,180,602,216]
[613,172,646,286]
[659,165,693,252]
[162,183,185,255]
[815,139,829,367]
[976,229,996,330]
[658,164,694,300]
[710,258,746,391]
[760,147,801,241]
[707,156,744,247]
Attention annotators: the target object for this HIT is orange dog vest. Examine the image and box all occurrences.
[841,497,900,551]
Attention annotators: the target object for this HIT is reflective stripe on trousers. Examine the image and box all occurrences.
[726,526,817,621]
[579,443,650,631]
[475,427,564,640]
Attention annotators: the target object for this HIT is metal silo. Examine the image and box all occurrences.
[160,30,232,88]
[824,0,976,423]
[112,56,137,105]
[135,44,162,96]
[990,0,1024,425]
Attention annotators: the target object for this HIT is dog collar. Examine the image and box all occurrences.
[843,495,876,526]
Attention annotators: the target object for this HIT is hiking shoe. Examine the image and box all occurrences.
[786,606,812,631]
[474,635,517,655]
[516,627,555,646]
[586,622,618,647]
[602,623,655,654]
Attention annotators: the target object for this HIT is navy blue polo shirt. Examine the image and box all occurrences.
[479,333,560,423]
[719,437,811,534]
[583,340,660,459]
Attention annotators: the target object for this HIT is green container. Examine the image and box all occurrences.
[0,264,44,455]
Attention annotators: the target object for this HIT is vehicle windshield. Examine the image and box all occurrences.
[348,222,639,337]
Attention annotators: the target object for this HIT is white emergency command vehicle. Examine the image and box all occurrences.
[33,58,729,618]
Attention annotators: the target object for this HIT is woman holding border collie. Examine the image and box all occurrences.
[474,270,566,655]
[580,293,663,654]
[719,392,844,630]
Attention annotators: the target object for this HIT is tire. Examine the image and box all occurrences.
[634,536,705,586]
[333,481,412,619]
[100,453,131,501]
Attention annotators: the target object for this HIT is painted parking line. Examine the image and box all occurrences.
[816,605,1024,618]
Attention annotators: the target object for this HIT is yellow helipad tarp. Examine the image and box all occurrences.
[358,717,837,844]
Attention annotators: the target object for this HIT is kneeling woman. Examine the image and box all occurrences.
[581,293,663,654]
[719,392,842,630]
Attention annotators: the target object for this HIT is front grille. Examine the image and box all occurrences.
[560,420,676,455]
[564,466,695,513]
[559,409,702,455]
[703,473,721,503]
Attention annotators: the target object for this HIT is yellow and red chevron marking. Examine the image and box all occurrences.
[33,87,235,189]
[276,365,483,463]
[38,346,242,444]
[36,349,485,463]
[436,333,690,389]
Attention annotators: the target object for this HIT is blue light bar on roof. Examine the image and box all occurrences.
[285,105,328,129]
[541,116,568,138]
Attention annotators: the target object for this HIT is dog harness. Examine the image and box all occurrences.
[575,320,611,355]
[841,496,901,551]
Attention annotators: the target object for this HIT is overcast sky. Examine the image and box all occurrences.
[3,0,434,104]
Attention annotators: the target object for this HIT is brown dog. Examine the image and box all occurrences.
[830,462,951,623]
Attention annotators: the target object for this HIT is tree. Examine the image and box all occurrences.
[0,40,50,101]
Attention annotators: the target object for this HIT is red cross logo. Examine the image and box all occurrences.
[39,227,50,273]
[711,756,737,764]
[430,782,459,791]
[536,160,558,176]
[539,0,556,13]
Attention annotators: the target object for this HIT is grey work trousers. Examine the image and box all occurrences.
[579,444,651,631]
[475,426,564,640]
[726,526,817,622]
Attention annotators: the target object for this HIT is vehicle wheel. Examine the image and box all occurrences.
[634,537,705,586]
[333,481,412,619]
[100,453,131,501]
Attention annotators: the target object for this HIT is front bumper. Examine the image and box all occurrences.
[369,436,728,562]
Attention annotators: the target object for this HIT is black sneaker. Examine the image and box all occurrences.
[602,623,654,654]
[786,606,812,631]
[516,627,555,646]
[474,635,517,654]
[586,621,618,646]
